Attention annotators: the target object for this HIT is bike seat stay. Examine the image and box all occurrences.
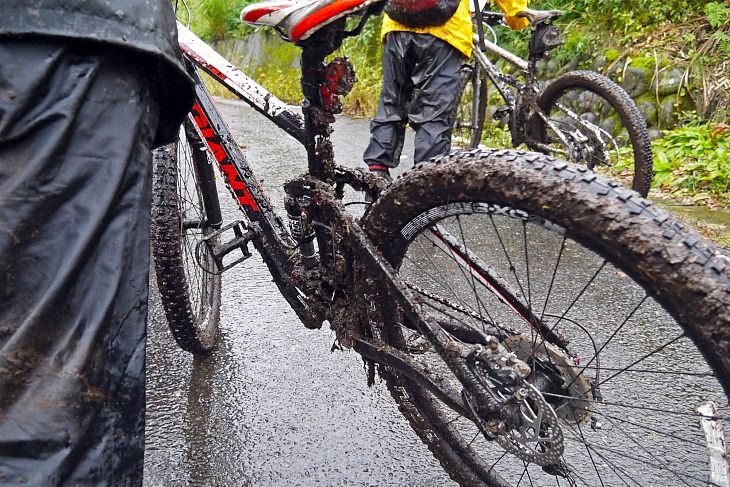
[241,0,380,43]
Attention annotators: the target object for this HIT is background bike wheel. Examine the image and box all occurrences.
[533,70,653,196]
[363,149,729,486]
[451,62,488,149]
[151,117,222,354]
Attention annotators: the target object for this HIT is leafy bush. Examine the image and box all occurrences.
[175,0,248,42]
[652,122,730,204]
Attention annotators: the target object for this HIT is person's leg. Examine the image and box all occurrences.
[407,34,463,165]
[0,39,160,486]
[363,31,414,176]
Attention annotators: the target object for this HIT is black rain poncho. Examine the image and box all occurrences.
[0,2,192,485]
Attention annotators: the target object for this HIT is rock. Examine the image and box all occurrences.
[653,67,685,97]
[659,95,678,128]
[536,59,547,78]
[622,66,651,98]
[600,116,620,137]
[580,112,598,124]
[648,127,663,141]
[593,55,607,72]
[546,59,559,77]
[637,99,658,127]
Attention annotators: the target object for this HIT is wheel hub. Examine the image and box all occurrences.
[504,334,593,425]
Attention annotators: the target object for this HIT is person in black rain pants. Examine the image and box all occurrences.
[0,1,192,485]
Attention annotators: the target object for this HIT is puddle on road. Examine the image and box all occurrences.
[651,195,730,248]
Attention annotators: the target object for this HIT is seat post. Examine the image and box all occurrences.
[298,20,348,181]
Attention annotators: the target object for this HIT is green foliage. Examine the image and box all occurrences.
[705,2,730,29]
[556,0,704,32]
[248,36,302,104]
[174,0,247,41]
[333,15,386,115]
[652,122,730,204]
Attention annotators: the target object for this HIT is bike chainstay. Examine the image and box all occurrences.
[284,175,543,430]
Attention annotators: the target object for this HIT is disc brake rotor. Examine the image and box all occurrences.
[495,382,564,466]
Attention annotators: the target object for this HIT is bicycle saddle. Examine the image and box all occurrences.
[241,0,380,43]
[515,9,564,25]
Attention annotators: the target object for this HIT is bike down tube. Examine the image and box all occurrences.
[471,43,518,107]
[177,21,306,145]
[183,58,333,330]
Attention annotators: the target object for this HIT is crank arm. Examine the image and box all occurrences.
[352,336,469,417]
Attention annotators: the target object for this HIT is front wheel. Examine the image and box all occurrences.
[363,149,729,486]
[532,70,653,197]
[451,62,488,149]
[151,117,222,354]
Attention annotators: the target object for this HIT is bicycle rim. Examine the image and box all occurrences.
[364,149,729,486]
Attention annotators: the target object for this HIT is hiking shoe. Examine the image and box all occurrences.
[367,165,393,182]
[365,165,392,203]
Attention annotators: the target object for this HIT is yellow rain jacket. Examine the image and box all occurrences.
[381,0,529,58]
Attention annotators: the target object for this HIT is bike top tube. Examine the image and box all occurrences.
[177,21,306,145]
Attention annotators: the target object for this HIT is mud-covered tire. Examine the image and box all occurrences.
[362,148,730,486]
[451,63,488,150]
[151,121,222,354]
[534,70,653,197]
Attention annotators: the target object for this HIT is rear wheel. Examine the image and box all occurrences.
[363,149,730,486]
[151,117,222,354]
[533,70,653,197]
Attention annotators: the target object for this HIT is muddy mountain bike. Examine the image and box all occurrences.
[152,0,730,485]
[452,5,654,197]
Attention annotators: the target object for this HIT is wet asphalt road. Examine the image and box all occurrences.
[143,99,456,486]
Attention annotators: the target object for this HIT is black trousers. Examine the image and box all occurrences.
[0,39,160,486]
[363,31,463,169]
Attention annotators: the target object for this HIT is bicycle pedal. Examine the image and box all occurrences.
[196,220,257,273]
[493,106,511,120]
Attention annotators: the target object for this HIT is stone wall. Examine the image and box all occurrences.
[537,57,695,139]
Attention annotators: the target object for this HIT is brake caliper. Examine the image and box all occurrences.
[464,336,565,467]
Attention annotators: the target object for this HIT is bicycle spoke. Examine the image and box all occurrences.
[597,412,697,487]
[456,216,488,324]
[405,237,478,316]
[561,422,641,487]
[548,392,727,421]
[562,294,645,390]
[488,214,530,304]
[593,333,685,390]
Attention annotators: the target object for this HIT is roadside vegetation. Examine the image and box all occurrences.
[177,0,730,208]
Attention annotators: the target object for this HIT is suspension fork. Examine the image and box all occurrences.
[184,117,223,229]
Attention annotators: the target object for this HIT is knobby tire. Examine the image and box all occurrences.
[151,119,222,354]
[362,148,729,486]
[535,70,654,197]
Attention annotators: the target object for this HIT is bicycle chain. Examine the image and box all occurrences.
[404,281,523,338]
